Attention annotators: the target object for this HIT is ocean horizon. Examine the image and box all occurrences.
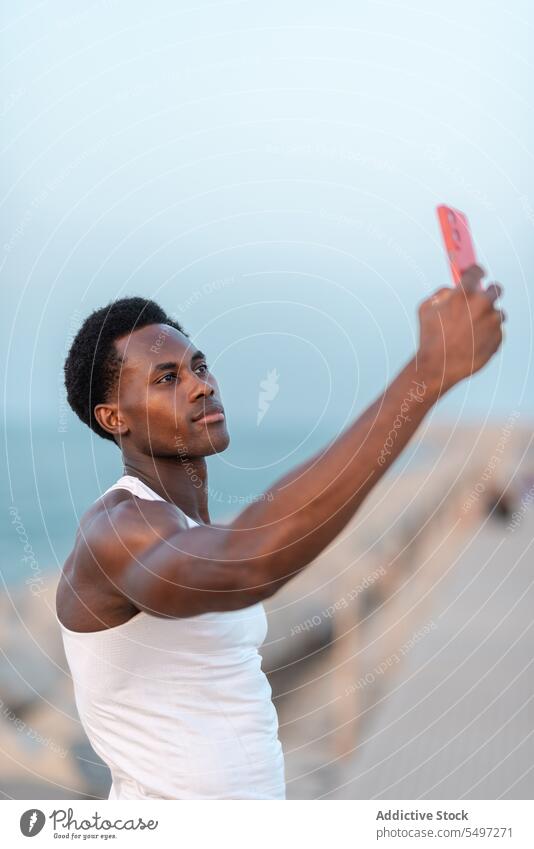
[3,417,337,588]
[2,413,454,588]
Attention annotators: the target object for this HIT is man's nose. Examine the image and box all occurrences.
[189,374,214,399]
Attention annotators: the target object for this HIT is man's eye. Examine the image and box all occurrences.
[196,363,209,374]
[158,373,177,383]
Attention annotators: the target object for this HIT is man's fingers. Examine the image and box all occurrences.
[430,287,453,308]
[459,263,486,293]
[485,283,503,306]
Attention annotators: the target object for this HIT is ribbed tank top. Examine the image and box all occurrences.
[57,474,286,800]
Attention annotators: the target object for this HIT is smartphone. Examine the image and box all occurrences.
[437,204,478,285]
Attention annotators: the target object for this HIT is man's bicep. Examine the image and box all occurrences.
[115,522,267,618]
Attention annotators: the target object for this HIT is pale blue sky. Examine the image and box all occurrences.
[2,0,533,435]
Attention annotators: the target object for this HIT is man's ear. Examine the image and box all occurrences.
[94,403,129,439]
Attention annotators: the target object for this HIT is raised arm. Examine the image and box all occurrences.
[108,267,504,617]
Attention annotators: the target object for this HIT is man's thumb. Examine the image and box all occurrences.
[459,264,485,293]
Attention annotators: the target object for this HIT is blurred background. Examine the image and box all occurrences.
[1,0,533,798]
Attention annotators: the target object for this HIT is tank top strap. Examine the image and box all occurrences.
[101,474,199,527]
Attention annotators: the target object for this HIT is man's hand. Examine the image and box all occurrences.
[417,264,505,396]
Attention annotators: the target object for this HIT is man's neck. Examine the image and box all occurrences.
[122,453,210,525]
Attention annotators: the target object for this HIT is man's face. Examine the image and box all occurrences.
[110,323,230,458]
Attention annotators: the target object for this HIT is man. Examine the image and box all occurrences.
[57,266,504,799]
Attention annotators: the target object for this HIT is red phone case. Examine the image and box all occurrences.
[437,204,477,285]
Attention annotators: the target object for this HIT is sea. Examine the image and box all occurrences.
[2,418,437,588]
[2,418,327,588]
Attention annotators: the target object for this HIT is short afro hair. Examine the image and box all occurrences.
[64,296,188,443]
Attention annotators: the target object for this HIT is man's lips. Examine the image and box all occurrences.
[191,404,225,424]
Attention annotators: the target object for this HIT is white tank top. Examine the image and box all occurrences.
[57,474,286,800]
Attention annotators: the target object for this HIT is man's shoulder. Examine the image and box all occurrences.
[75,490,190,573]
[58,492,187,632]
